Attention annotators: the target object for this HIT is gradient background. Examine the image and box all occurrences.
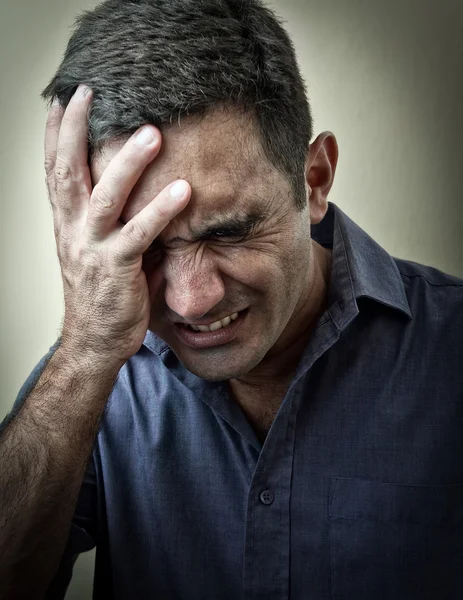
[1,0,462,597]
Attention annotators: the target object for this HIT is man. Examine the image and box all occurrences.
[1,0,463,598]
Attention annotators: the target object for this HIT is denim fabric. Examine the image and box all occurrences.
[7,202,463,600]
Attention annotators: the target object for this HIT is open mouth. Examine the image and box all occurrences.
[174,309,248,348]
[182,311,241,333]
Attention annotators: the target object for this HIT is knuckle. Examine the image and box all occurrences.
[124,218,149,243]
[91,185,117,212]
[54,159,73,186]
[44,154,56,178]
[56,220,73,245]
[152,200,169,221]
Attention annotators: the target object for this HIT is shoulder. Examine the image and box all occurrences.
[394,257,463,289]
[393,257,463,337]
[103,341,182,422]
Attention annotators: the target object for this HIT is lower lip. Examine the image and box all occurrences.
[173,310,248,349]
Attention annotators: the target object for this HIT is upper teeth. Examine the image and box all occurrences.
[190,312,240,332]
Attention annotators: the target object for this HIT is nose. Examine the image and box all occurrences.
[164,255,225,323]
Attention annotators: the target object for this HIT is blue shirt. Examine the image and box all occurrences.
[7,202,463,600]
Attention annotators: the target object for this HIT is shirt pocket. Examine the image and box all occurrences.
[328,477,463,600]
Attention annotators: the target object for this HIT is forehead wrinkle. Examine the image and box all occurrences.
[159,128,264,189]
[116,110,281,230]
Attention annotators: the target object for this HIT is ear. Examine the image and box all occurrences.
[304,132,339,224]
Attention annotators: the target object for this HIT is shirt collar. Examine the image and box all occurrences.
[313,202,411,324]
[143,201,411,355]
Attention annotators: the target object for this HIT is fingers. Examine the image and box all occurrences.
[53,85,94,221]
[115,180,191,265]
[86,125,162,240]
[44,84,191,273]
[44,98,64,197]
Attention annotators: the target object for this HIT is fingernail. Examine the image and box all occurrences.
[170,181,188,200]
[76,84,91,99]
[135,126,156,146]
[52,97,60,107]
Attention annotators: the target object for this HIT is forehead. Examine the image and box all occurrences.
[90,107,287,233]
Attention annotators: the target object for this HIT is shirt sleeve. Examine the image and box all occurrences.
[1,339,98,600]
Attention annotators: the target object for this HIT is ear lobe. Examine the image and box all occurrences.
[309,200,328,224]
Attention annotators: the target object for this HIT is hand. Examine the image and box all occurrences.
[44,84,191,369]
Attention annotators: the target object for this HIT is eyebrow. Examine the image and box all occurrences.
[178,209,266,243]
[142,207,267,247]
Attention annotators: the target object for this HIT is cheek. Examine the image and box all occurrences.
[214,245,287,292]
[142,244,289,302]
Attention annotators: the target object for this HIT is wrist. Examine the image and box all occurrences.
[55,341,126,377]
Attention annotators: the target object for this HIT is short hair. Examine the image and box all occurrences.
[41,0,314,209]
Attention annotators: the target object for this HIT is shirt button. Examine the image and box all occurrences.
[260,490,274,505]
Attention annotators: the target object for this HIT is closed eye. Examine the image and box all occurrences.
[209,231,247,241]
[206,224,256,242]
[144,224,255,254]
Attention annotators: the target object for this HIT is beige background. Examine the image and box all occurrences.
[1,0,462,597]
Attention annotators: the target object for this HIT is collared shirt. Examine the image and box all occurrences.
[7,202,463,600]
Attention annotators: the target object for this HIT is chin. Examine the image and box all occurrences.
[152,322,273,381]
[178,348,266,381]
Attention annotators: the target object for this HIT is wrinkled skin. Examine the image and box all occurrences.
[90,108,338,396]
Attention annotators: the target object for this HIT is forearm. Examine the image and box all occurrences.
[0,346,121,600]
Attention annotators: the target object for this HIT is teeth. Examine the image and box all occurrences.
[190,311,240,332]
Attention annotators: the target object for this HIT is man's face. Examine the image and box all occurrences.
[91,108,315,381]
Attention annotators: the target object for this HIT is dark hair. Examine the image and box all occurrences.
[41,0,314,209]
